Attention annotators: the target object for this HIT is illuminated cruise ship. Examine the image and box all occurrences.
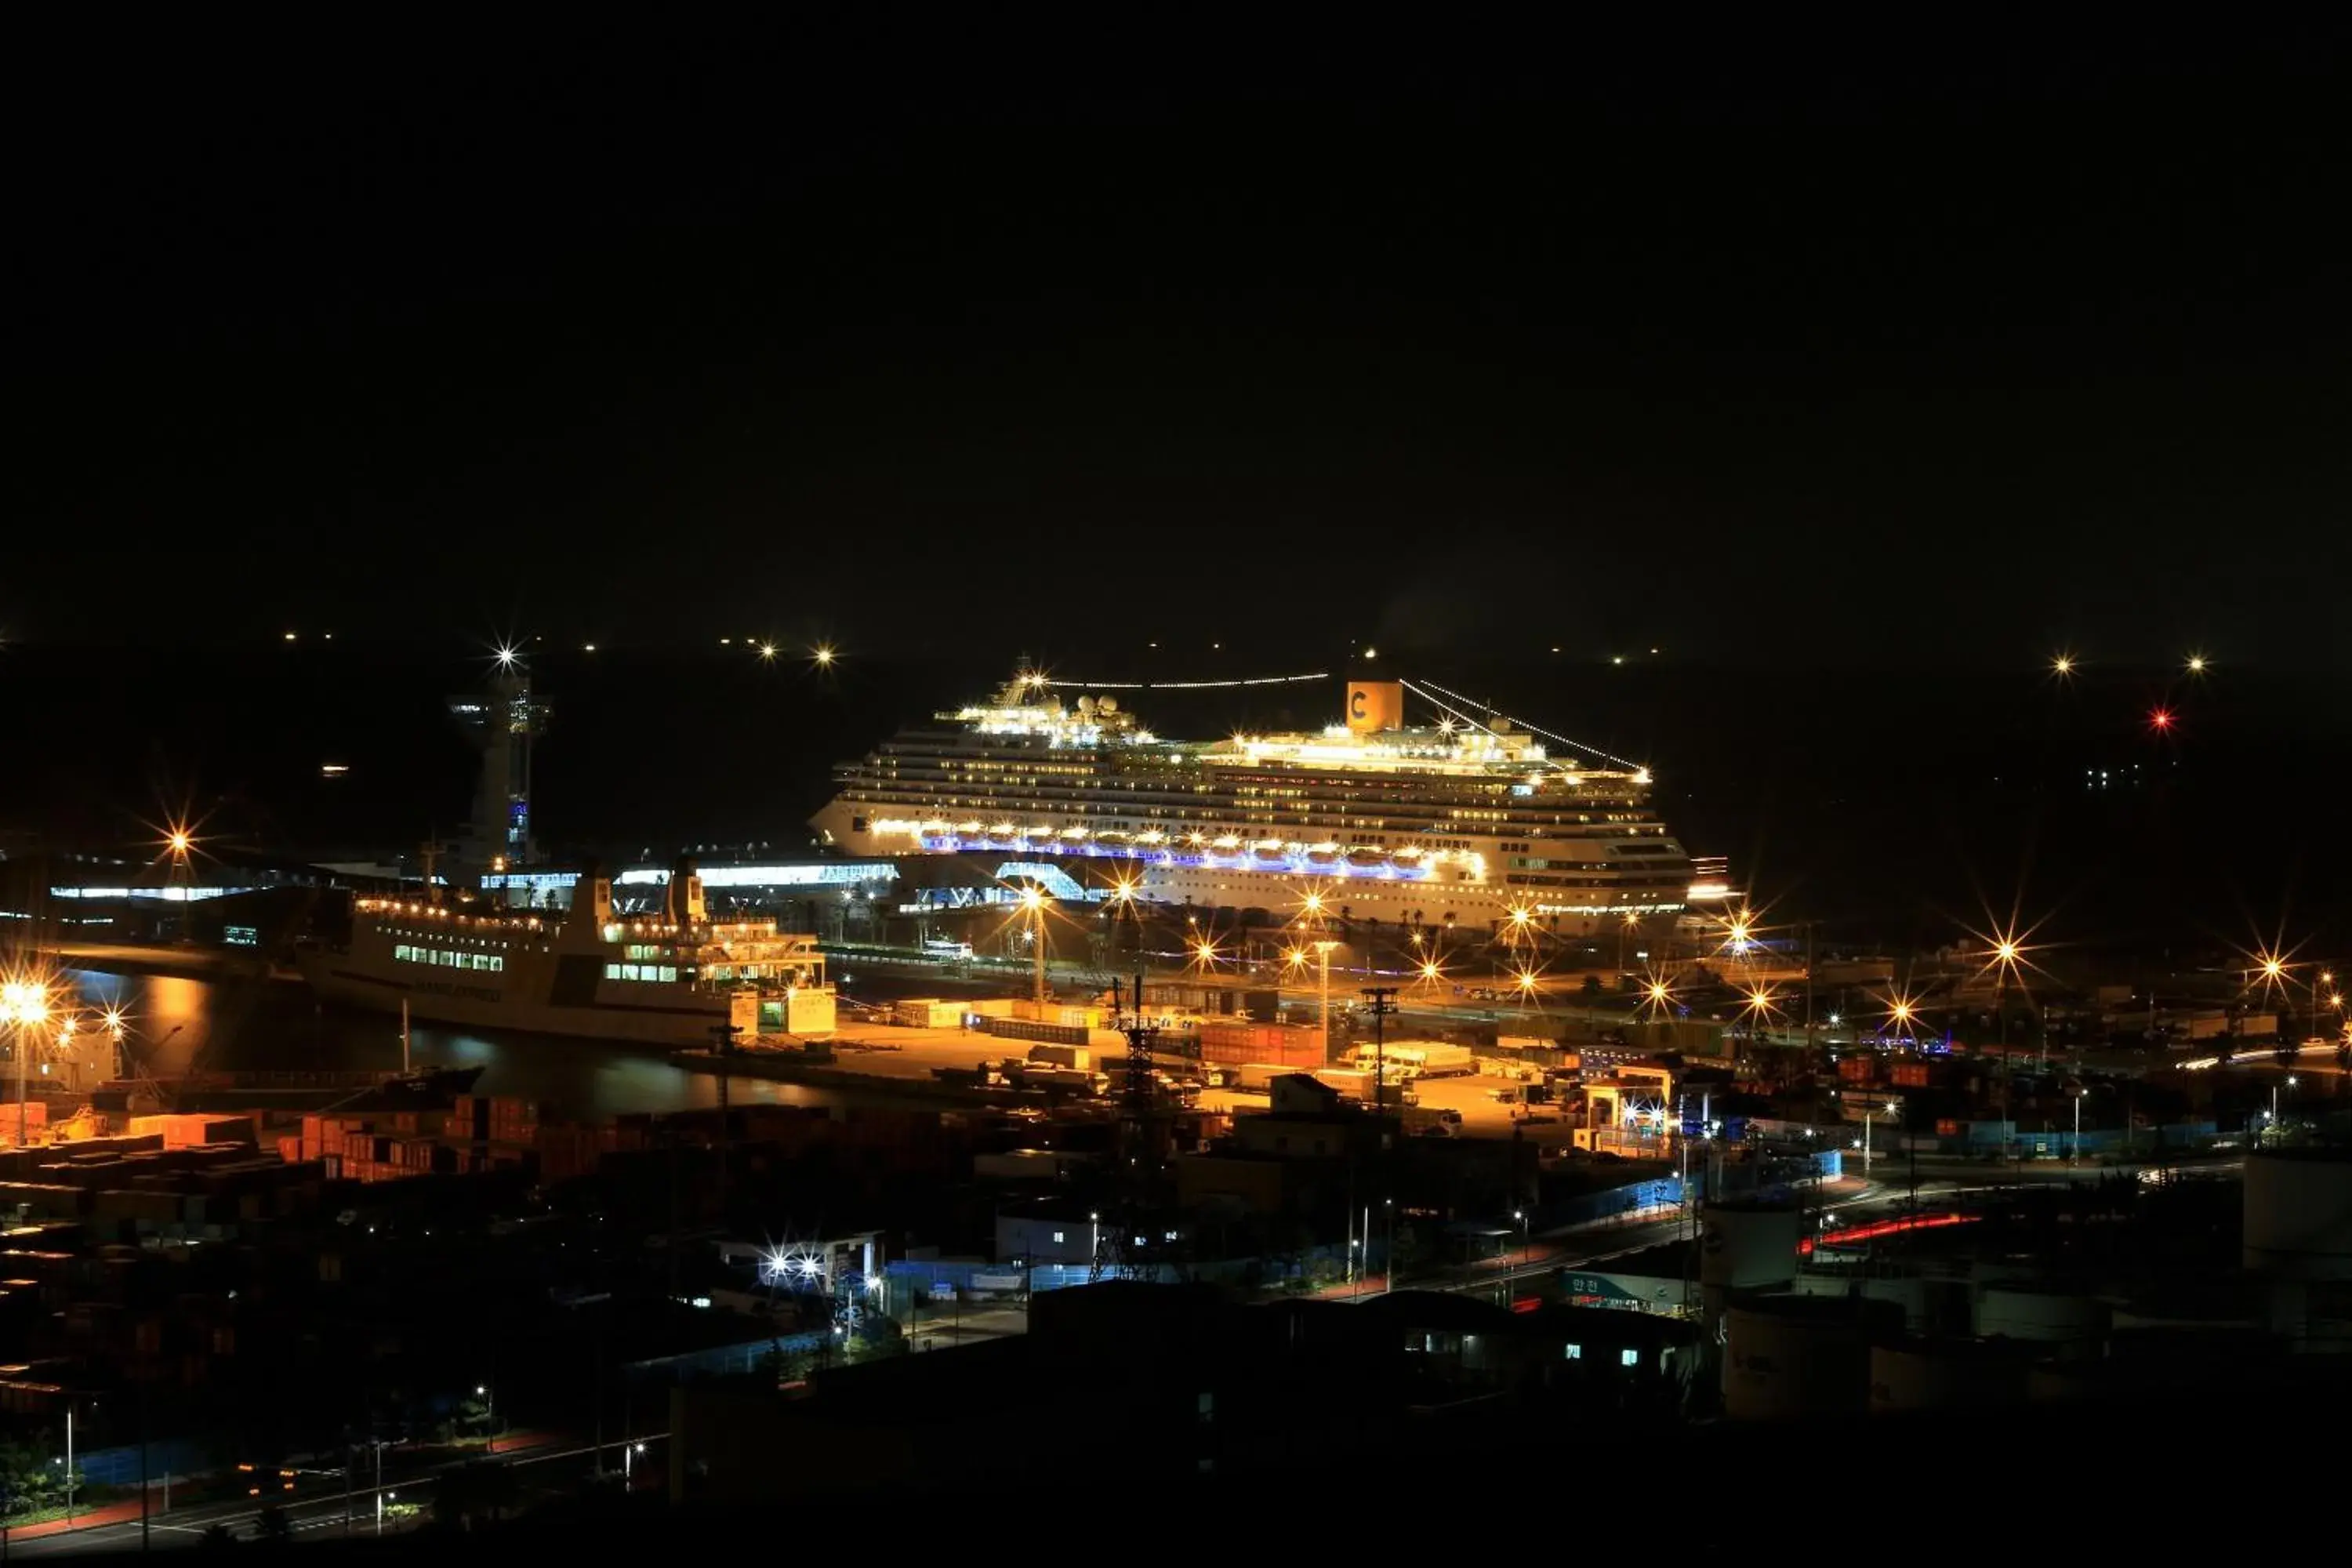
[811,672,1695,936]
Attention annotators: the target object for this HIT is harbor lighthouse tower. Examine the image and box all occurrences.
[447,655,550,879]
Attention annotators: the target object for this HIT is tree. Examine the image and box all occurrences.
[256,1506,292,1544]
[200,1523,238,1551]
[0,1439,72,1521]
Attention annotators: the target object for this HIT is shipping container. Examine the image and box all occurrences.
[1890,1062,1930,1087]
[978,1017,1088,1047]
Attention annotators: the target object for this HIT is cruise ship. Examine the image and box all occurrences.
[811,672,1694,936]
[296,858,838,1047]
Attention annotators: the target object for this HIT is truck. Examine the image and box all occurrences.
[1353,1040,1475,1078]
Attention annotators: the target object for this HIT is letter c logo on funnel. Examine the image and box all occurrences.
[1350,688,1367,719]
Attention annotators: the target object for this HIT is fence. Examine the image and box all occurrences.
[71,1439,212,1488]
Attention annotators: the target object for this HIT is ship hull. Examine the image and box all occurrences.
[300,955,734,1048]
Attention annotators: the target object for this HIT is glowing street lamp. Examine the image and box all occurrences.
[1642,975,1676,1020]
[812,644,836,667]
[2050,652,2075,679]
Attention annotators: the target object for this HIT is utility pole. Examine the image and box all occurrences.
[1093,975,1161,1283]
[1359,988,1397,1114]
[708,1022,739,1221]
[1803,921,1817,1064]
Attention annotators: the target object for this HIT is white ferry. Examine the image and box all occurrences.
[811,672,1695,937]
[296,859,837,1046]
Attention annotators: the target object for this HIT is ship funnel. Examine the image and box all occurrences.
[666,858,707,926]
[576,858,614,923]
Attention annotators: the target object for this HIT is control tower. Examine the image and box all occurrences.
[447,659,550,878]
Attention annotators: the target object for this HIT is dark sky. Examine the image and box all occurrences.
[13,22,2350,668]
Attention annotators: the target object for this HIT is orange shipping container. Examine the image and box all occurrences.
[1890,1062,1930,1087]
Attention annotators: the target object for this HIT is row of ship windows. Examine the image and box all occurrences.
[394,945,506,972]
[381,927,523,950]
[902,764,1608,789]
[849,792,1649,826]
[875,771,1628,808]
[606,963,680,983]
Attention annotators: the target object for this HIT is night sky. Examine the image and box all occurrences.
[13,24,2349,669]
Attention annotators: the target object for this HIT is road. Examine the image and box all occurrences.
[9,1436,664,1557]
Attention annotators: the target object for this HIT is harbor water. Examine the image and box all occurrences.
[60,967,919,1120]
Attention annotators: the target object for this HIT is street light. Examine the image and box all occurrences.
[1513,1208,1528,1269]
[1312,940,1340,1061]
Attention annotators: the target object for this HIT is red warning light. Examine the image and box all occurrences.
[2150,707,2173,731]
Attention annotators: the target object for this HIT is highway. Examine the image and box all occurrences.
[9,1436,663,1557]
[1345,1153,2245,1306]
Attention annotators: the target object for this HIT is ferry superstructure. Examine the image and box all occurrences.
[811,673,1693,936]
[296,860,837,1047]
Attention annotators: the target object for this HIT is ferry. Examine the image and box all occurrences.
[812,671,1696,937]
[296,857,837,1047]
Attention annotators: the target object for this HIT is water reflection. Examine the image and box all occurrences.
[64,971,897,1120]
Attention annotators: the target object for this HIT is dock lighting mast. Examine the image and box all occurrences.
[1022,887,1050,1005]
[1315,940,1341,1060]
[2,979,49,1145]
